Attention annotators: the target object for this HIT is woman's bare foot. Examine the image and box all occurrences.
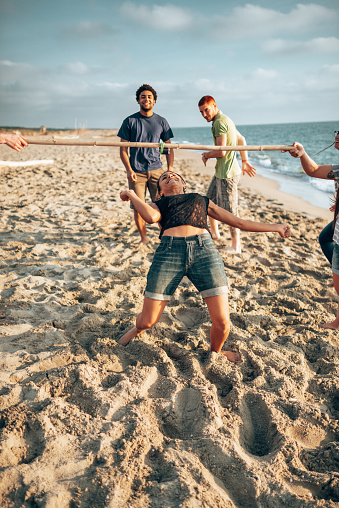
[220,350,242,363]
[118,326,141,345]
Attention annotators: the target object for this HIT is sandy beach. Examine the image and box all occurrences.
[0,130,338,507]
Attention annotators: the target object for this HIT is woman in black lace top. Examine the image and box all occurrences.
[119,171,290,363]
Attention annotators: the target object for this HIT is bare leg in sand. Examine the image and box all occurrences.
[134,210,149,244]
[119,171,289,361]
[209,216,221,240]
[209,217,241,254]
[320,272,339,329]
[119,294,242,364]
[228,227,241,254]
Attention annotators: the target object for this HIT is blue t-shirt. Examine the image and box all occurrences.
[118,111,173,173]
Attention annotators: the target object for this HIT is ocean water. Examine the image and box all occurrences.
[172,121,339,210]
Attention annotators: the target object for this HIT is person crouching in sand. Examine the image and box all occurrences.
[119,171,291,363]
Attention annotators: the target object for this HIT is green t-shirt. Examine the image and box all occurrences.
[212,111,241,179]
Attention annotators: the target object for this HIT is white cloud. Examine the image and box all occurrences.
[120,2,195,31]
[60,62,91,75]
[63,20,115,39]
[98,81,129,91]
[306,37,339,52]
[251,68,278,80]
[1,62,87,107]
[263,36,339,55]
[1,63,338,128]
[322,64,339,75]
[0,60,40,81]
[212,3,337,40]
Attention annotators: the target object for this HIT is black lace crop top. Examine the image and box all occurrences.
[155,193,210,238]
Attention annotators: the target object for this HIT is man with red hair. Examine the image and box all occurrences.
[198,96,256,253]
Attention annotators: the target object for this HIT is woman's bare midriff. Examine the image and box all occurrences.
[162,225,210,237]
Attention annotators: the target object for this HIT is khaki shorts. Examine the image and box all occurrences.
[129,168,164,210]
[206,175,241,214]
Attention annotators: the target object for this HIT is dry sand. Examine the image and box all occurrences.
[0,131,338,507]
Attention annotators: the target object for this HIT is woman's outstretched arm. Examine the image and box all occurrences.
[285,142,334,180]
[120,189,161,224]
[207,200,290,238]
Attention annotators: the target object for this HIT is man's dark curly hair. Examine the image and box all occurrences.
[135,84,157,102]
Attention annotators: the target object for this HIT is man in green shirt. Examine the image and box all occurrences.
[198,95,256,253]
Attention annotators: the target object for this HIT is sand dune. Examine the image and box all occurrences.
[0,134,338,507]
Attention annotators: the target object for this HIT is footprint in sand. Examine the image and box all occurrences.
[175,306,205,328]
[239,393,280,457]
[0,412,45,467]
[161,387,202,439]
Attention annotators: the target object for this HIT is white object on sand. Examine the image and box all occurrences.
[0,160,54,167]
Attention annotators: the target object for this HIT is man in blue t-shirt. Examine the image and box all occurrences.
[118,84,174,243]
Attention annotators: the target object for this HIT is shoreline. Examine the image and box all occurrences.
[173,149,332,221]
[1,128,333,221]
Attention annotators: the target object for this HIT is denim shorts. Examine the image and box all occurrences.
[332,243,339,275]
[145,234,229,301]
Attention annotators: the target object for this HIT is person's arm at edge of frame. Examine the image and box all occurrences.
[119,138,137,182]
[285,142,334,180]
[0,133,28,152]
[237,130,256,177]
[120,189,161,224]
[164,139,174,172]
[207,200,290,238]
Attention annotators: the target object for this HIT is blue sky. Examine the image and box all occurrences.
[1,0,338,128]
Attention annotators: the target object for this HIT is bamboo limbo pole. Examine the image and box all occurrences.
[25,138,294,152]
